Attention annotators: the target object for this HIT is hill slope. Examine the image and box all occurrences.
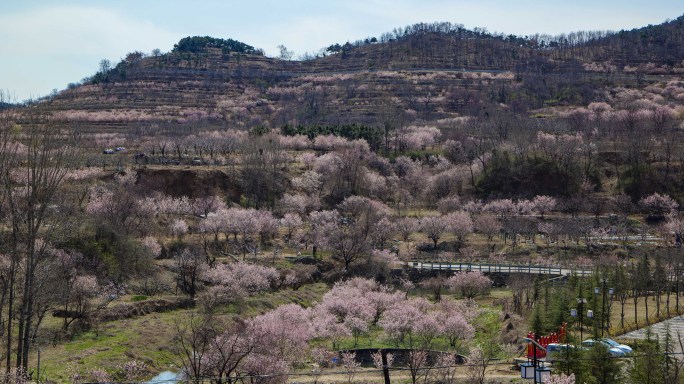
[16,16,684,132]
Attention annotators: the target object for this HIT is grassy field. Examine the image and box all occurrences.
[32,283,331,382]
[608,293,684,336]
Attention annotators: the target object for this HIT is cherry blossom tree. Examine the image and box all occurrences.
[280,213,303,244]
[326,221,370,272]
[432,353,458,384]
[310,309,351,350]
[368,249,401,273]
[200,262,278,311]
[237,353,289,384]
[170,219,189,239]
[466,346,495,384]
[440,310,475,350]
[341,352,361,384]
[420,216,448,249]
[279,193,310,215]
[437,195,462,214]
[370,217,397,248]
[427,166,467,203]
[281,264,316,290]
[150,193,193,216]
[515,199,536,216]
[407,350,429,384]
[191,195,226,217]
[292,170,323,195]
[378,301,423,346]
[448,271,492,299]
[639,192,679,219]
[547,374,576,384]
[201,208,277,259]
[421,276,447,301]
[396,217,418,242]
[473,214,502,250]
[532,195,557,219]
[463,199,484,213]
[445,211,474,244]
[371,350,394,370]
[318,279,377,326]
[306,210,340,258]
[248,303,313,363]
[484,199,516,219]
[413,311,443,348]
[337,195,392,238]
[86,171,152,234]
[665,215,684,246]
[344,315,369,346]
[394,126,441,152]
[203,325,258,384]
[255,210,279,245]
[363,169,391,200]
[140,236,162,258]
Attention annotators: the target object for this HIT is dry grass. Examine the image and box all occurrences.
[608,293,684,336]
[31,282,330,382]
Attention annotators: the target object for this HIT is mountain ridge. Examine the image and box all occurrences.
[14,15,684,132]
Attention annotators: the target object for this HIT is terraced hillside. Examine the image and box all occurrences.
[14,16,684,135]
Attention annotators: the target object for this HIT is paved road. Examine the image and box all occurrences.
[407,261,593,276]
[622,316,684,358]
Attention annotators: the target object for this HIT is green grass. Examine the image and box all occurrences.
[35,282,331,382]
[39,310,186,382]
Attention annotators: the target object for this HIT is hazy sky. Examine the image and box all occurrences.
[1,0,683,101]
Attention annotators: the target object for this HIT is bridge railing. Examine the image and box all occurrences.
[409,261,592,276]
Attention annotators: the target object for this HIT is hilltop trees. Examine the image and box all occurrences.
[172,36,258,54]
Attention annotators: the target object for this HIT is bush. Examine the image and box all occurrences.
[477,151,582,198]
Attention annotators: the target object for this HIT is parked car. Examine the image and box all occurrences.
[581,339,627,356]
[600,338,633,354]
[545,343,577,361]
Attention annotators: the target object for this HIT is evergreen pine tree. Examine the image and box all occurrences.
[630,327,664,384]
[588,343,623,384]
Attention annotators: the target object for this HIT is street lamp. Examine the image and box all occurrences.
[593,278,613,337]
[520,337,549,383]
[571,298,588,342]
[521,362,536,380]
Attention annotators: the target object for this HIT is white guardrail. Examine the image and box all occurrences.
[408,262,593,276]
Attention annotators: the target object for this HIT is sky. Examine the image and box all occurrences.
[1,0,683,102]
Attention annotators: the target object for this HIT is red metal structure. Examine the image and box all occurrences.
[526,323,567,359]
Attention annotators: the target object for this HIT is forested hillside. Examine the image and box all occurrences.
[2,15,684,383]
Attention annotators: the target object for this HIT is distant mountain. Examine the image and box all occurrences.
[18,16,684,132]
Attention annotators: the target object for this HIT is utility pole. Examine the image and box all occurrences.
[381,349,391,384]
